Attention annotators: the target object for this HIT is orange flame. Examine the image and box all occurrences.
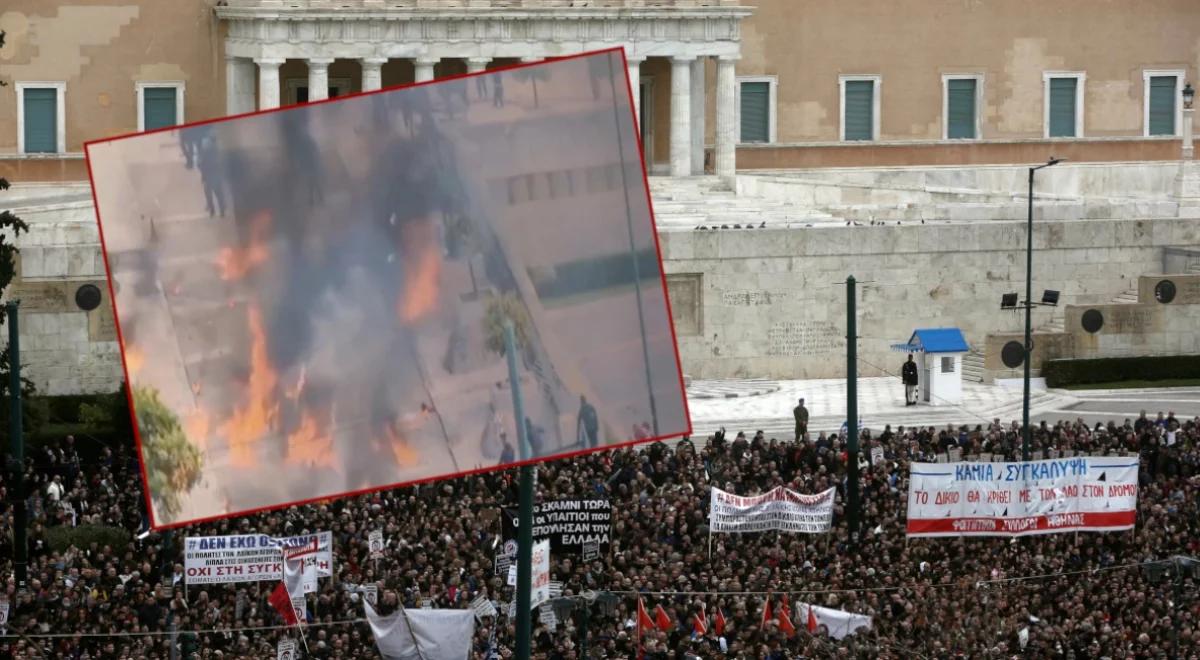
[185,408,211,452]
[385,425,419,468]
[286,412,336,469]
[124,346,145,376]
[219,305,279,468]
[215,211,272,281]
[398,221,442,323]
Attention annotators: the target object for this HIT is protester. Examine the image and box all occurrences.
[1,412,1199,658]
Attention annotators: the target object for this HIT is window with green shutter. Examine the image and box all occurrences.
[23,88,59,153]
[739,81,770,143]
[1148,76,1177,136]
[1047,77,1078,138]
[142,87,178,131]
[946,78,978,139]
[843,80,875,141]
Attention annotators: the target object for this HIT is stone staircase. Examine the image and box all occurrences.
[648,176,838,230]
[962,350,985,383]
[1035,260,1200,333]
[1037,285,1139,333]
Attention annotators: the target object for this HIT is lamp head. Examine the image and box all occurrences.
[1185,83,1195,110]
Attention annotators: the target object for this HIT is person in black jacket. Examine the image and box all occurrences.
[902,354,920,406]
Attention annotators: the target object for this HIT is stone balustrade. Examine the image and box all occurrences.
[220,0,742,9]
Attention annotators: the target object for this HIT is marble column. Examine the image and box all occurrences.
[466,57,490,74]
[256,58,283,110]
[715,55,738,182]
[361,57,386,92]
[690,57,707,175]
[307,58,334,102]
[225,56,256,116]
[1183,107,1195,161]
[414,57,438,83]
[627,57,643,130]
[669,56,694,178]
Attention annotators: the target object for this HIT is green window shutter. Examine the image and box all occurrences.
[1048,78,1077,138]
[23,88,58,153]
[143,87,178,131]
[843,80,875,141]
[1148,76,1177,136]
[739,82,770,143]
[946,79,977,139]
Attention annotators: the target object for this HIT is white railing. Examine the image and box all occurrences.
[220,0,741,10]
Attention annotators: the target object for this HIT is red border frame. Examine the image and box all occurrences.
[84,47,693,531]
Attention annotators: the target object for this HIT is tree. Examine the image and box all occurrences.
[132,385,203,521]
[0,177,38,436]
[483,292,532,358]
[0,25,37,434]
[511,66,550,109]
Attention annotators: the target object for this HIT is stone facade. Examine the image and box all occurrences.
[660,213,1200,380]
[0,194,123,394]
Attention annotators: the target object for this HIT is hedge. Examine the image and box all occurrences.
[44,524,130,553]
[1042,354,1200,387]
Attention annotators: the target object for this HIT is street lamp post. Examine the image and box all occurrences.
[1022,157,1062,461]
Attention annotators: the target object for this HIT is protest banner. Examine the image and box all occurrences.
[906,456,1139,537]
[502,499,610,555]
[368,530,384,559]
[277,639,296,660]
[0,600,8,628]
[709,486,835,534]
[531,539,551,609]
[362,584,378,607]
[494,539,516,577]
[184,532,333,585]
[870,446,884,465]
[471,595,498,620]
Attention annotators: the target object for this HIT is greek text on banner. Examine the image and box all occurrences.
[906,457,1138,538]
[709,486,835,534]
[184,532,334,585]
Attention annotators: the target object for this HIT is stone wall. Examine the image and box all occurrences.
[0,199,122,395]
[660,216,1200,380]
[985,299,1200,381]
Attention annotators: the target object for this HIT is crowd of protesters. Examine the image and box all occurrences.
[1,409,1199,659]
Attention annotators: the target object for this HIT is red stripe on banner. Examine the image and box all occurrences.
[907,510,1136,536]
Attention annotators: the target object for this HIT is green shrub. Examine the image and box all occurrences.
[44,524,130,553]
[1043,355,1200,387]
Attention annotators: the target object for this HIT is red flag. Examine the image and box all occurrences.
[760,595,773,631]
[654,604,673,631]
[268,582,299,626]
[806,603,818,634]
[777,594,796,638]
[692,611,707,636]
[714,607,727,636]
[637,598,655,631]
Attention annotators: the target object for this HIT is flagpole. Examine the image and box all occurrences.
[279,546,312,658]
[398,605,430,660]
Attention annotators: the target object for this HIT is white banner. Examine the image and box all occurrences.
[184,532,333,585]
[471,595,497,620]
[0,600,8,627]
[800,603,872,640]
[277,639,297,660]
[369,530,385,559]
[365,600,474,660]
[531,539,550,609]
[709,486,835,534]
[906,456,1139,537]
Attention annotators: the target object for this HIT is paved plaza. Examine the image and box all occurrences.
[684,376,1200,438]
